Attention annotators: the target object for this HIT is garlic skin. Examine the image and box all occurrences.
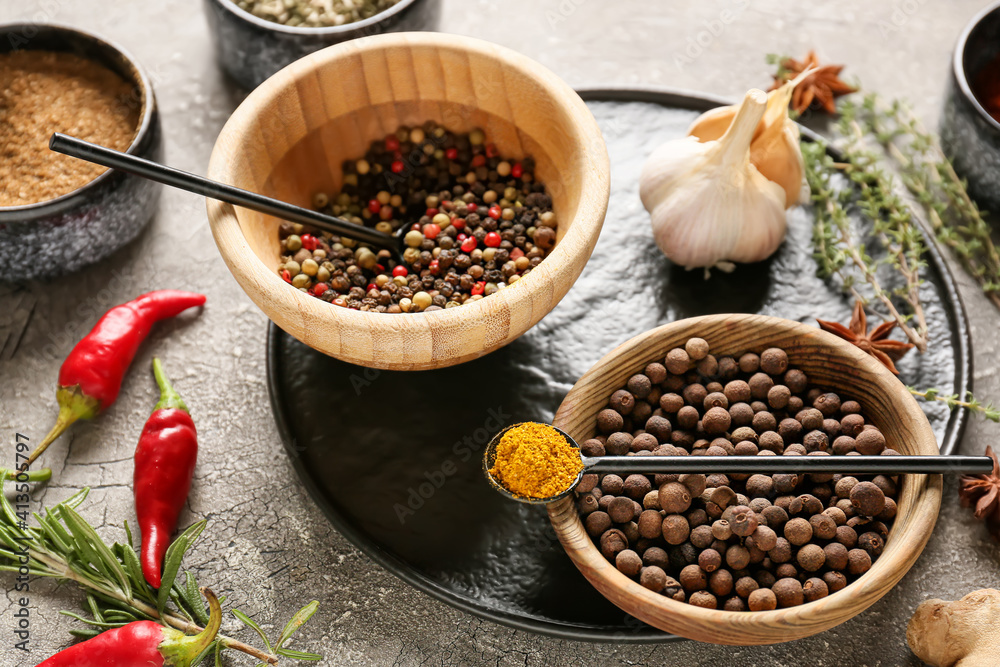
[639,89,787,272]
[688,76,806,208]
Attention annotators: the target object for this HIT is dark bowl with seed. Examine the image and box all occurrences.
[548,313,941,645]
[0,23,161,283]
[203,0,441,89]
[940,0,1000,215]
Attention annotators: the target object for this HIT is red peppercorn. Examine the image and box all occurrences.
[423,223,441,239]
[375,263,385,273]
[366,283,377,294]
[461,237,478,253]
[429,259,440,274]
[484,231,502,247]
[391,160,405,173]
[312,283,328,296]
[426,207,439,217]
[392,265,408,278]
[471,154,486,167]
[380,205,394,220]
[485,143,498,158]
[281,270,291,283]
[445,147,458,160]
[488,205,502,220]
[451,217,466,230]
[300,234,318,251]
[368,199,381,213]
[411,223,421,231]
[510,247,525,260]
[511,162,523,178]
[472,281,486,295]
[385,135,400,151]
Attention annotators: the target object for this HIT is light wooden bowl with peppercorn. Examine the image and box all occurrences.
[207,32,609,370]
[548,313,942,645]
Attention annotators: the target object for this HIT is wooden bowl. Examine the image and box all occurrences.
[548,314,942,645]
[207,32,610,370]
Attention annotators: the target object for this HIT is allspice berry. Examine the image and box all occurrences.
[850,481,886,517]
[855,428,886,455]
[738,352,760,373]
[760,348,789,375]
[585,511,611,537]
[679,564,707,592]
[748,588,778,611]
[729,505,759,537]
[665,348,692,375]
[703,407,732,435]
[698,548,722,573]
[802,577,829,602]
[685,337,710,361]
[605,432,632,455]
[796,544,826,572]
[813,392,841,416]
[688,591,718,609]
[644,362,668,385]
[709,569,733,597]
[600,529,628,560]
[662,514,690,545]
[824,542,849,571]
[638,510,662,539]
[597,409,624,434]
[823,571,848,593]
[660,393,684,413]
[659,482,692,514]
[609,496,635,523]
[726,544,751,570]
[767,384,791,409]
[623,474,652,500]
[616,549,642,576]
[750,525,778,551]
[773,578,804,607]
[748,372,774,400]
[609,389,635,415]
[847,548,872,575]
[724,380,752,403]
[784,518,813,546]
[677,405,699,429]
[627,374,652,400]
[640,565,668,592]
[784,369,808,393]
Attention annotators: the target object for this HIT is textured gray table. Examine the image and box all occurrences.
[2,1,998,665]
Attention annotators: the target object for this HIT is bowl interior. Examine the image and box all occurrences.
[956,1,1000,128]
[549,314,942,644]
[218,44,587,278]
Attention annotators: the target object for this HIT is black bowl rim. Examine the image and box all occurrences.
[211,0,425,35]
[0,21,157,221]
[953,0,1000,132]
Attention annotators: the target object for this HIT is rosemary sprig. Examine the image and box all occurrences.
[803,141,929,351]
[908,387,1000,423]
[0,474,321,665]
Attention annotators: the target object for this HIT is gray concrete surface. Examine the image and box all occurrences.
[2,1,999,665]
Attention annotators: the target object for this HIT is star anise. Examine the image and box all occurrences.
[959,446,1000,540]
[815,300,914,374]
[770,51,856,114]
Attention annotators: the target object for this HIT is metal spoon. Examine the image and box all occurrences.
[48,133,411,261]
[483,422,994,505]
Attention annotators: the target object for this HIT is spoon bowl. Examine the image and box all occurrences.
[482,422,584,505]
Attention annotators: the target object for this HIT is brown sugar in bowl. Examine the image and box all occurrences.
[548,314,942,645]
[206,32,610,370]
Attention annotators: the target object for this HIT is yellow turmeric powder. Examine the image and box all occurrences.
[489,422,583,499]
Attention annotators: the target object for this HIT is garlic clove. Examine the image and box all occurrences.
[640,89,788,271]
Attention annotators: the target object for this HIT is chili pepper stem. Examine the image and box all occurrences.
[159,587,223,666]
[27,548,279,665]
[152,357,188,412]
[24,386,101,468]
[3,468,52,482]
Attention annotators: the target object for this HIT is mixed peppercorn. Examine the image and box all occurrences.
[277,124,557,313]
[576,338,898,611]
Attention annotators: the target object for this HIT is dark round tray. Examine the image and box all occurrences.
[266,88,972,642]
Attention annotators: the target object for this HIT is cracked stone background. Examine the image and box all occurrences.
[2,0,999,665]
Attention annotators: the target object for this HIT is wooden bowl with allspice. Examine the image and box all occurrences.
[0,23,162,282]
[548,313,942,645]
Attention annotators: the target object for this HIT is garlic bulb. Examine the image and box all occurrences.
[688,74,807,208]
[639,89,787,272]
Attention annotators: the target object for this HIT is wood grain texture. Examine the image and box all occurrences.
[206,32,610,370]
[548,314,943,645]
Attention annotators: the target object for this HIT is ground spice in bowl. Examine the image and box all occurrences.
[277,123,558,312]
[576,338,899,612]
[233,0,401,27]
[490,423,584,499]
[0,50,140,208]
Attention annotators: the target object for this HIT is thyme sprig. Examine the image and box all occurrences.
[0,474,321,665]
[853,93,1000,310]
[803,140,929,351]
[908,387,1000,423]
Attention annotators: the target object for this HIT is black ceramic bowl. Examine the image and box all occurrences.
[0,23,162,283]
[203,0,441,90]
[940,1,1000,214]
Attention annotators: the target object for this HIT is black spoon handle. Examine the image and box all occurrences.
[49,132,397,250]
[582,455,993,475]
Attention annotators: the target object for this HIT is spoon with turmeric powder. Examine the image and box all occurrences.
[483,422,992,504]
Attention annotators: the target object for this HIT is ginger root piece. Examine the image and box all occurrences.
[907,589,1000,666]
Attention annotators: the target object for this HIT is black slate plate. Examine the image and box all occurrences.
[266,88,972,642]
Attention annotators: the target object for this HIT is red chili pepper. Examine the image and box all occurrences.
[25,291,206,468]
[134,359,199,589]
[38,588,221,667]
